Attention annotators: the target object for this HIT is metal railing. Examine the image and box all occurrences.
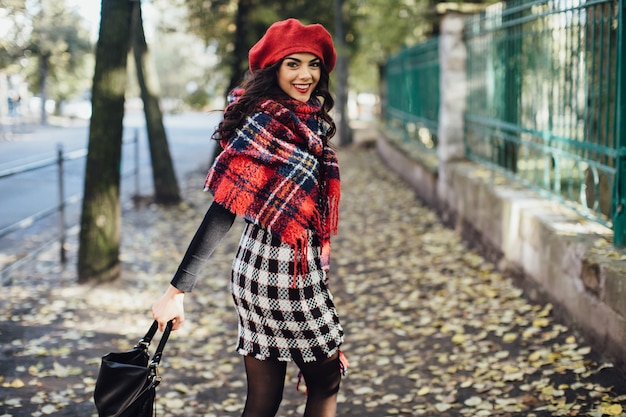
[0,130,140,281]
[384,38,440,151]
[464,0,624,242]
[383,0,626,244]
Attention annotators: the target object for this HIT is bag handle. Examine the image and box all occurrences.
[140,321,159,345]
[135,320,173,367]
[151,321,172,366]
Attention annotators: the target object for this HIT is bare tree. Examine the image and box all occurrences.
[77,0,133,283]
[334,0,352,146]
[131,0,181,204]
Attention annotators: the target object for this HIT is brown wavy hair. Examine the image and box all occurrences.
[212,60,336,145]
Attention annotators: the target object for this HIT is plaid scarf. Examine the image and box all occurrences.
[204,94,340,284]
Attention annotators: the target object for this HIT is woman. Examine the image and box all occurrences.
[151,18,347,417]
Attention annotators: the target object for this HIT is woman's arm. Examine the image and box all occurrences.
[170,201,236,292]
[152,201,236,331]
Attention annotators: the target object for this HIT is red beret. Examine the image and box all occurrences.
[249,18,336,73]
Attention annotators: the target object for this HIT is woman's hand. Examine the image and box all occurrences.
[152,285,186,331]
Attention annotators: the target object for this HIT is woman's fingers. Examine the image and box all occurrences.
[152,284,186,332]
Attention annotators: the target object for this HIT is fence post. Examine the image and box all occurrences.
[614,0,626,246]
[134,128,140,199]
[437,12,467,164]
[56,144,67,264]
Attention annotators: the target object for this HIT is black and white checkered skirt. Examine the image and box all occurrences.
[231,222,344,363]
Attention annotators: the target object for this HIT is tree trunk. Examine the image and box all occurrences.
[334,0,352,146]
[131,1,181,205]
[227,0,252,94]
[39,55,48,125]
[210,0,252,165]
[77,0,133,283]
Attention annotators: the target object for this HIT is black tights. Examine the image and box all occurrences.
[241,352,341,417]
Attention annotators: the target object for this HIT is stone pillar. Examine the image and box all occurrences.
[436,12,468,227]
[437,12,467,163]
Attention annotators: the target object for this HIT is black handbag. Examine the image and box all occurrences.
[94,320,173,417]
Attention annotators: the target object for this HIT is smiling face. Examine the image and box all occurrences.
[276,53,321,102]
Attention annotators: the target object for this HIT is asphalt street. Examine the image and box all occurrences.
[0,112,219,270]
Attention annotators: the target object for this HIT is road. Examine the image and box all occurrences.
[0,111,220,267]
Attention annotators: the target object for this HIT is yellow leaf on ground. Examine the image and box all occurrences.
[601,404,623,416]
[532,318,550,327]
[464,396,482,406]
[435,403,451,412]
[11,379,25,388]
[502,333,518,343]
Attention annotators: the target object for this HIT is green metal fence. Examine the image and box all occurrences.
[384,38,440,151]
[465,0,626,243]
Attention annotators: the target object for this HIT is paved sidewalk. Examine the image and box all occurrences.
[1,143,626,416]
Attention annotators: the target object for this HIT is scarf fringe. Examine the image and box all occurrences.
[292,238,309,289]
[327,178,341,236]
[329,195,339,236]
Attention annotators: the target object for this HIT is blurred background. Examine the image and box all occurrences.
[0,0,493,128]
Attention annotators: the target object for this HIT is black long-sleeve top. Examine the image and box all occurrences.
[170,201,236,292]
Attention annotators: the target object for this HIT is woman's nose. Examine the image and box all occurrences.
[297,67,313,80]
